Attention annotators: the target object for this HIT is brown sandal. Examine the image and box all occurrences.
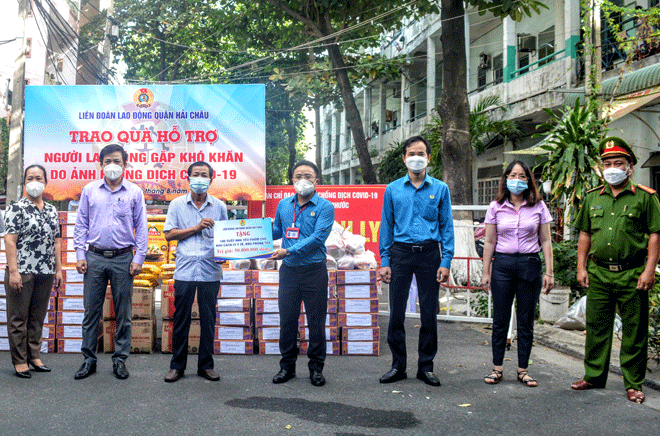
[517,370,538,387]
[484,368,503,384]
[627,389,645,404]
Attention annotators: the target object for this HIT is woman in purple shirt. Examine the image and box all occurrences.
[481,160,554,387]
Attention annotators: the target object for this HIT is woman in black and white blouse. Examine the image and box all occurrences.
[4,165,62,378]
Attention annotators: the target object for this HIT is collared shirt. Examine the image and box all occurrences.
[272,192,334,267]
[379,173,455,269]
[485,199,553,254]
[575,181,660,262]
[4,198,61,274]
[74,178,148,265]
[165,193,228,282]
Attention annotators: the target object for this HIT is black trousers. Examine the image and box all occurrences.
[170,280,219,371]
[278,261,328,373]
[388,242,441,373]
[490,252,542,368]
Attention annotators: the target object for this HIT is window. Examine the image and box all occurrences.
[477,67,487,90]
[493,54,503,84]
[478,179,500,205]
[538,26,555,66]
[334,116,340,153]
[518,54,529,75]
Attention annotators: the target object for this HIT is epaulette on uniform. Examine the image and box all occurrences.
[637,184,656,195]
[587,185,604,193]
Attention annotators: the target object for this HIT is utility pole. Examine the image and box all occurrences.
[7,0,28,203]
[100,1,115,84]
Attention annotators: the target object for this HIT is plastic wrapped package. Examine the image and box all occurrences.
[555,296,586,330]
[343,233,367,254]
[332,221,346,235]
[353,251,377,270]
[326,254,338,270]
[252,258,278,270]
[336,253,355,270]
[228,259,251,270]
[325,231,346,259]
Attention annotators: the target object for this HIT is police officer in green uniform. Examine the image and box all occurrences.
[571,137,660,404]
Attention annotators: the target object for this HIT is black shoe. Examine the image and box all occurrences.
[310,371,325,387]
[74,362,96,380]
[272,368,295,384]
[164,369,184,382]
[197,368,220,381]
[380,368,407,383]
[416,371,441,387]
[15,369,31,379]
[113,361,129,380]
[29,361,51,372]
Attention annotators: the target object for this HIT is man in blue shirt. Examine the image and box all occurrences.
[379,136,454,387]
[162,161,228,383]
[270,160,335,386]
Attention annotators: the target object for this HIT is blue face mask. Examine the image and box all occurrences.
[189,177,210,194]
[507,179,528,195]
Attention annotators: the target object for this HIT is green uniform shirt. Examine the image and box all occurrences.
[574,181,660,262]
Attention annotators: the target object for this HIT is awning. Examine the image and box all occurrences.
[504,139,551,155]
[602,86,660,120]
[641,152,660,168]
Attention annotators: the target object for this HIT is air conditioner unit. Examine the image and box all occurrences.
[478,53,491,70]
[518,35,537,53]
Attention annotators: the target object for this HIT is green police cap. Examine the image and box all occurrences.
[599,137,637,165]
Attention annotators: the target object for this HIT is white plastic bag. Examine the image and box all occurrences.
[354,251,377,270]
[228,259,251,270]
[325,231,345,260]
[336,253,355,270]
[326,254,338,270]
[344,233,367,254]
[252,258,278,270]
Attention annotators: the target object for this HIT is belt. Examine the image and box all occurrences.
[393,241,439,253]
[88,245,133,258]
[590,256,646,272]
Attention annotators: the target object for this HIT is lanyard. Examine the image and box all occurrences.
[292,203,307,227]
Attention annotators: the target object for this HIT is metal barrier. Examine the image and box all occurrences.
[438,255,492,323]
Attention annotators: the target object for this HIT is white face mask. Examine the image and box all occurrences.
[603,166,629,186]
[294,179,316,197]
[103,163,123,181]
[25,181,45,198]
[405,156,428,173]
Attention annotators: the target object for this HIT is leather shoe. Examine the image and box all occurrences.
[113,361,129,379]
[272,368,295,384]
[571,379,602,390]
[379,368,407,383]
[197,368,220,381]
[164,369,184,382]
[29,361,51,372]
[15,369,31,379]
[417,371,441,387]
[310,371,325,386]
[74,362,96,380]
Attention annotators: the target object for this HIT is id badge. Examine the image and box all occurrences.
[286,227,300,239]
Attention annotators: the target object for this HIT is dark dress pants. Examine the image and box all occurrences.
[170,280,219,371]
[490,252,542,368]
[388,243,441,373]
[278,262,328,373]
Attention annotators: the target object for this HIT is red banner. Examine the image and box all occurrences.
[264,185,387,261]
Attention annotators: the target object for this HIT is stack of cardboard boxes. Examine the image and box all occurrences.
[337,270,380,356]
[254,271,281,355]
[300,270,340,356]
[55,267,86,353]
[215,270,255,355]
[102,285,156,354]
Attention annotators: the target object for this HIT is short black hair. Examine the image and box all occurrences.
[402,135,431,155]
[100,144,128,165]
[188,161,214,178]
[24,164,48,184]
[291,160,319,180]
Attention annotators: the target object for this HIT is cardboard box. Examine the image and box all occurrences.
[46,296,56,311]
[41,338,55,354]
[58,296,84,312]
[220,270,256,284]
[60,238,77,252]
[56,324,83,339]
[103,287,155,320]
[104,319,156,353]
[58,211,78,225]
[0,298,5,311]
[253,270,279,284]
[161,293,200,319]
[218,284,253,299]
[44,311,55,326]
[336,284,378,299]
[337,299,379,313]
[258,340,280,355]
[299,326,338,341]
[341,341,380,356]
[216,298,251,312]
[62,251,79,267]
[42,324,55,339]
[255,313,280,327]
[336,270,377,284]
[0,337,9,351]
[146,222,168,264]
[338,313,378,327]
[57,338,83,353]
[58,282,85,296]
[161,319,200,353]
[301,299,337,314]
[253,285,279,299]
[215,326,252,340]
[341,327,380,342]
[213,340,254,355]
[61,268,85,283]
[299,340,340,355]
[0,283,5,297]
[298,313,337,327]
[167,240,177,263]
[60,224,75,238]
[216,312,251,326]
[57,310,85,325]
[255,298,279,314]
[257,327,280,341]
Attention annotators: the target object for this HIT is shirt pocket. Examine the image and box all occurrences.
[422,200,439,221]
[622,206,642,233]
[590,209,604,230]
[114,199,131,218]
